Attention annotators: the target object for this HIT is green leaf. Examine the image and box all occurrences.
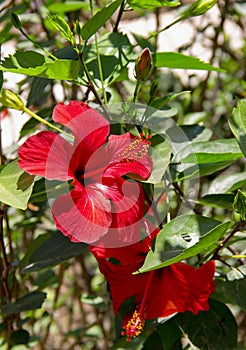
[174,139,242,164]
[229,99,246,157]
[47,1,88,13]
[21,231,86,273]
[199,194,234,209]
[177,299,238,350]
[0,160,34,210]
[129,0,180,9]
[156,317,182,349]
[138,215,232,273]
[154,52,224,71]
[0,51,79,80]
[213,278,246,312]
[208,171,246,194]
[1,291,46,314]
[48,13,75,45]
[11,329,30,345]
[171,161,234,182]
[81,0,122,41]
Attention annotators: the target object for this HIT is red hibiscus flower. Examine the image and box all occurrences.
[18,101,152,245]
[91,239,216,342]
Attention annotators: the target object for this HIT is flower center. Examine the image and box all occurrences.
[121,270,154,342]
[121,309,146,342]
[119,134,151,163]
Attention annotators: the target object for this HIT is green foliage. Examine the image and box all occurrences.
[0,0,246,349]
[0,160,34,210]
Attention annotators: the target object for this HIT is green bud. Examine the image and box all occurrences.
[188,0,217,17]
[233,190,246,221]
[134,48,153,81]
[10,12,22,30]
[0,89,24,111]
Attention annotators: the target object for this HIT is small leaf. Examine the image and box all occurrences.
[229,99,246,157]
[1,291,46,314]
[81,0,122,41]
[48,1,88,13]
[11,329,30,345]
[154,52,224,71]
[199,194,234,209]
[21,231,86,273]
[0,160,34,210]
[48,13,75,45]
[129,0,180,9]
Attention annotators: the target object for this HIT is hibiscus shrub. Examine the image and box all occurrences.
[0,0,246,349]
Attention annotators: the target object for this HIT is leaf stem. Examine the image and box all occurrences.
[22,106,72,137]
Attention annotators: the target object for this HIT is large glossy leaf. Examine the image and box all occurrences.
[213,278,246,312]
[81,0,122,41]
[21,231,86,273]
[154,52,223,71]
[176,299,238,350]
[0,160,34,210]
[207,171,246,194]
[129,0,180,9]
[229,99,246,157]
[0,51,79,80]
[138,215,232,273]
[1,291,46,314]
[173,139,242,164]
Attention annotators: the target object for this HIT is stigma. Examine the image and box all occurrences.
[119,134,151,163]
[121,309,146,342]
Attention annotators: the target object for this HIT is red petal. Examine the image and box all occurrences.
[18,131,73,180]
[95,260,215,318]
[53,101,109,150]
[103,133,152,180]
[52,185,112,243]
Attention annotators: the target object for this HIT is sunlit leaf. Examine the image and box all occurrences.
[229,99,246,157]
[154,52,224,71]
[81,0,122,40]
[0,160,34,210]
[129,0,180,9]
[138,215,232,273]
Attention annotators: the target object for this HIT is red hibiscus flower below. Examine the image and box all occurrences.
[18,101,153,246]
[91,238,216,342]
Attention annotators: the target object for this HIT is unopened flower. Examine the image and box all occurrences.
[134,48,153,81]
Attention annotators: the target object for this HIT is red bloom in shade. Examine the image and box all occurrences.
[91,240,216,342]
[18,101,152,245]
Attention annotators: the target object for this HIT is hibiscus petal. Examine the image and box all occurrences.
[53,101,109,151]
[103,133,152,180]
[144,260,216,318]
[18,131,73,180]
[52,185,112,243]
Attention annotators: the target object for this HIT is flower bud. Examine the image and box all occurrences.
[233,190,246,221]
[188,0,217,17]
[0,89,24,111]
[134,48,153,81]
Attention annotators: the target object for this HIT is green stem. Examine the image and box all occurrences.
[22,106,72,138]
[133,81,140,103]
[19,29,57,60]
[95,33,108,104]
